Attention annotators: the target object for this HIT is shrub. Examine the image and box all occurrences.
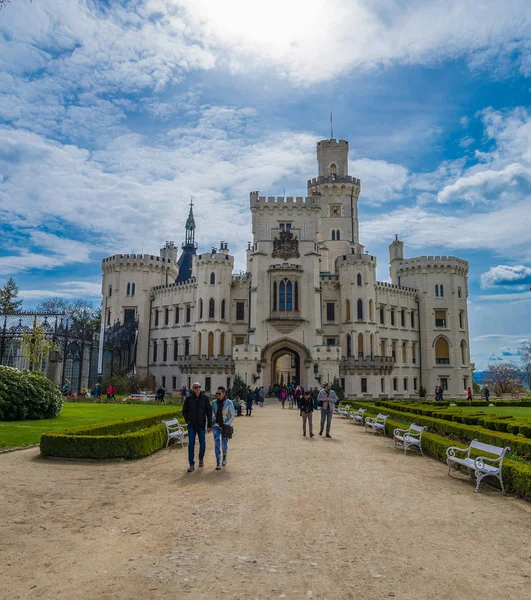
[520,425,531,439]
[0,366,63,421]
[40,409,182,459]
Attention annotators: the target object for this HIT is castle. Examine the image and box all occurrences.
[101,138,472,398]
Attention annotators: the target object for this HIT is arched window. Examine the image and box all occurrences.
[208,332,214,357]
[336,229,340,240]
[221,299,226,320]
[369,299,373,321]
[197,332,202,355]
[331,230,336,241]
[220,332,225,356]
[330,163,337,176]
[435,337,450,365]
[358,333,364,357]
[435,284,439,297]
[357,299,363,320]
[440,284,444,297]
[346,334,352,357]
[458,286,462,298]
[209,298,215,319]
[357,273,362,286]
[126,283,131,296]
[279,281,285,311]
[131,283,135,296]
[286,281,292,311]
[273,281,277,311]
[199,298,203,319]
[210,272,215,285]
[294,282,299,311]
[370,334,374,357]
[461,340,467,365]
[345,299,351,321]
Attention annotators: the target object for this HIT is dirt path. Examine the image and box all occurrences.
[1,402,530,600]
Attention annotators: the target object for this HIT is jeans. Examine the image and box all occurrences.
[187,425,206,466]
[213,426,228,464]
[320,408,333,435]
[302,412,313,435]
[246,405,252,415]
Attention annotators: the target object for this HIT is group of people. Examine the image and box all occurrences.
[79,383,103,399]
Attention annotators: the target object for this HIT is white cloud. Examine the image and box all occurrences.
[19,280,102,302]
[481,265,531,288]
[350,158,408,205]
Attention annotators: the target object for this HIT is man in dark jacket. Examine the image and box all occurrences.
[300,390,314,437]
[182,382,212,472]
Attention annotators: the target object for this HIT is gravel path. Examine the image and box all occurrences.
[1,402,530,600]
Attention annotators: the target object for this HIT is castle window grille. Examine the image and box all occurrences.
[357,299,363,320]
[236,302,245,321]
[294,282,299,311]
[326,302,335,322]
[209,298,215,319]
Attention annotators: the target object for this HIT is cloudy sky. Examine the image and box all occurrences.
[1,0,530,369]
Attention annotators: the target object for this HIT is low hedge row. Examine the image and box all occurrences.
[40,409,182,459]
[346,401,531,460]
[344,404,531,499]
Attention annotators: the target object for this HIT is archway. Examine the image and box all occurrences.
[271,347,300,387]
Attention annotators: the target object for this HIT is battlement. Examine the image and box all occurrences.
[307,175,360,188]
[151,278,197,293]
[102,254,176,275]
[268,263,303,272]
[249,192,316,208]
[231,273,251,286]
[316,139,349,149]
[337,253,376,266]
[396,256,469,274]
[196,252,233,264]
[376,281,418,294]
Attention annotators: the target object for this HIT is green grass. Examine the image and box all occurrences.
[0,403,176,449]
[452,406,531,419]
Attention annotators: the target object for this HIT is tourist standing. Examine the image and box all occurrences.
[300,390,314,437]
[106,384,112,401]
[467,387,473,401]
[280,387,287,409]
[317,382,338,438]
[81,385,87,398]
[211,386,235,470]
[110,384,116,401]
[182,382,212,473]
[157,385,166,402]
[259,386,265,407]
[233,396,242,416]
[246,389,254,416]
[484,386,490,403]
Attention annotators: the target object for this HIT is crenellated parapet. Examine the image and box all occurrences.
[337,253,377,267]
[376,281,417,295]
[151,278,197,295]
[307,175,360,188]
[249,192,319,209]
[102,253,177,275]
[396,256,469,276]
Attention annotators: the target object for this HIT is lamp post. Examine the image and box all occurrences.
[253,361,262,384]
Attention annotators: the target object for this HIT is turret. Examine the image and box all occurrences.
[160,241,178,263]
[177,198,198,283]
[316,139,349,178]
[389,235,404,284]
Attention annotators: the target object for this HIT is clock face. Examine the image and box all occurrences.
[330,205,341,217]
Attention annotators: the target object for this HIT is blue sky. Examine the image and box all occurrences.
[1,0,530,369]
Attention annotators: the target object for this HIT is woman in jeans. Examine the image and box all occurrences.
[211,386,235,470]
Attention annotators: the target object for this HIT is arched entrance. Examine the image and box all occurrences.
[271,347,300,386]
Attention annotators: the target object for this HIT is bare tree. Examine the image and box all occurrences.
[483,362,525,396]
[36,298,100,331]
[521,341,531,390]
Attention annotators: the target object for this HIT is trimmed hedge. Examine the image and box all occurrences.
[0,366,63,421]
[40,409,183,459]
[343,404,531,499]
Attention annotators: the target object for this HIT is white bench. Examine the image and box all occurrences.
[163,418,188,447]
[393,424,426,455]
[364,413,389,436]
[446,439,510,493]
[337,405,352,418]
[349,407,366,425]
[130,393,158,401]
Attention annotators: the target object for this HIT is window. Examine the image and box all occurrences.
[199,299,203,319]
[294,282,299,311]
[154,310,159,327]
[330,163,337,176]
[153,341,158,362]
[127,283,131,296]
[286,281,293,311]
[435,310,447,327]
[458,286,462,299]
[208,332,214,357]
[210,272,215,285]
[186,306,191,322]
[361,378,367,393]
[440,284,444,297]
[235,335,245,345]
[124,309,135,325]
[414,377,418,390]
[273,282,277,311]
[358,333,364,357]
[326,338,336,347]
[221,299,226,320]
[369,300,373,321]
[380,307,385,325]
[404,378,408,391]
[184,339,190,355]
[464,376,468,391]
[380,340,386,356]
[236,302,245,321]
[197,332,202,355]
[209,298,215,319]
[357,273,362,286]
[172,376,176,390]
[165,307,169,326]
[357,299,363,320]
[401,310,405,327]
[220,332,225,356]
[402,343,407,364]
[381,378,385,393]
[435,337,450,364]
[346,334,352,356]
[279,223,292,231]
[173,339,178,360]
[459,310,464,329]
[205,377,211,392]
[175,307,180,324]
[131,283,135,296]
[435,284,439,297]
[326,302,335,322]
[345,299,351,322]
[336,229,340,240]
[393,378,398,391]
[392,341,397,361]
[390,309,395,327]
[108,285,112,297]
[440,378,448,391]
[161,376,166,388]
[331,230,336,241]
[107,309,111,325]
[461,340,467,365]
[410,311,415,329]
[341,377,346,391]
[163,340,168,361]
[412,343,416,364]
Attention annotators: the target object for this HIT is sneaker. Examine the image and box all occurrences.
[222,453,227,466]
[319,431,323,436]
[216,463,221,470]
[326,433,332,438]
[187,465,195,473]
[310,433,314,437]
[199,460,204,468]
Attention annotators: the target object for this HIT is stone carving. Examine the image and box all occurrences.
[272,230,300,259]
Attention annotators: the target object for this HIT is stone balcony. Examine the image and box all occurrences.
[340,355,395,375]
[174,355,235,374]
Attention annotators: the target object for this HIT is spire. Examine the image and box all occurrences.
[185,196,196,246]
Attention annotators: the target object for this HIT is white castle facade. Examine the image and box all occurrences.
[101,138,472,398]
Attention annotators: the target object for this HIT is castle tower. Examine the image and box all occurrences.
[389,235,405,284]
[177,198,198,283]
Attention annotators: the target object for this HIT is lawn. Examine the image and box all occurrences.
[0,403,176,449]
[452,405,531,419]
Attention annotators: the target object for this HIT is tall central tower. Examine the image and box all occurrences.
[308,139,362,271]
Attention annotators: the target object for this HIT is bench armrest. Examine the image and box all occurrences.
[364,416,375,425]
[393,428,409,436]
[474,455,502,470]
[446,445,469,458]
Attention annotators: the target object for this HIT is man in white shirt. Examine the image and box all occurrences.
[317,382,338,438]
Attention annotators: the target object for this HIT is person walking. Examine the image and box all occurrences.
[110,385,116,401]
[156,385,165,402]
[467,387,473,401]
[484,386,490,403]
[182,382,212,473]
[106,384,112,401]
[317,382,338,438]
[258,386,265,407]
[280,387,287,409]
[211,386,235,470]
[300,390,314,437]
[246,389,254,416]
